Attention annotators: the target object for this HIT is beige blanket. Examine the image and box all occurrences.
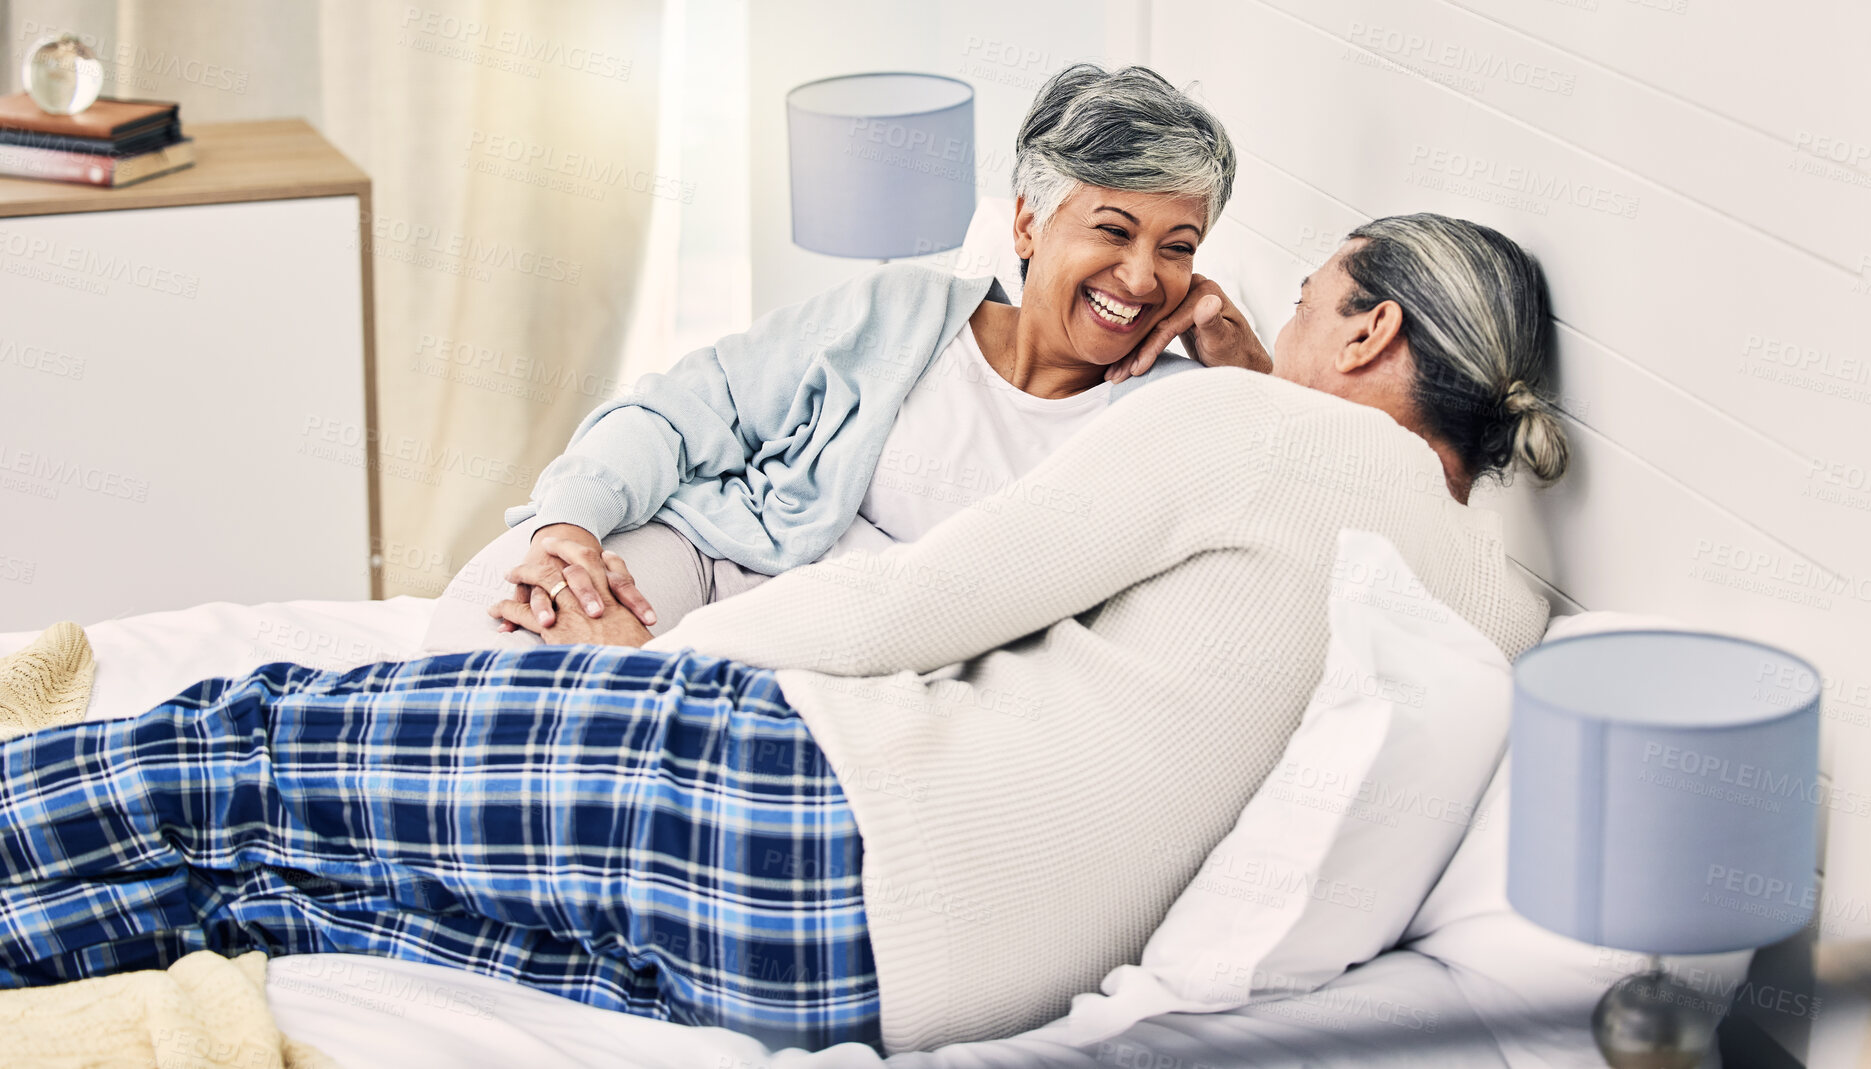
[0,951,336,1069]
[0,619,94,739]
[0,623,335,1068]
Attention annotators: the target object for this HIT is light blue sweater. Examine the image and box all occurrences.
[506,263,1198,574]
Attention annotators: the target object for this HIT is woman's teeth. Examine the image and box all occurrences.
[1085,287,1141,326]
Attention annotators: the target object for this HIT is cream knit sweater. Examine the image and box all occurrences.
[644,367,1549,1053]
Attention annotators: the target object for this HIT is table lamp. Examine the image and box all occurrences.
[1509,629,1822,1069]
[785,72,975,262]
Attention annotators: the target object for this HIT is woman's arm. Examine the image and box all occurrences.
[499,369,731,627]
[526,407,687,543]
[642,368,1268,675]
[517,264,987,548]
[505,266,983,622]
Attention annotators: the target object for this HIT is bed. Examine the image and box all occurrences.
[1,158,1827,1069]
[0,170,1774,1069]
[1,594,1686,1069]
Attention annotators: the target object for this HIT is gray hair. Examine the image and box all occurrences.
[1012,63,1236,281]
[1339,213,1570,485]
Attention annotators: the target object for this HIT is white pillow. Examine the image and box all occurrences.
[1044,605,1752,1059]
[951,195,1024,302]
[1130,531,1511,1010]
[1110,529,1514,1022]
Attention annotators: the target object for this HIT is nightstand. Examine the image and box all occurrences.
[0,119,379,631]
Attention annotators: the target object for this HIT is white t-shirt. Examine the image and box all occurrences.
[819,322,1112,561]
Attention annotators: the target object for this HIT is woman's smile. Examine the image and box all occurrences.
[1081,284,1150,333]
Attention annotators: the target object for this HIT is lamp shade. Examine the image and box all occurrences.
[1508,630,1821,955]
[786,72,975,259]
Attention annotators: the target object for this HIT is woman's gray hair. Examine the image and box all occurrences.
[1012,63,1236,281]
[1338,213,1570,485]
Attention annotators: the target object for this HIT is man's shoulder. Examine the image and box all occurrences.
[1122,365,1363,420]
[1126,367,1438,465]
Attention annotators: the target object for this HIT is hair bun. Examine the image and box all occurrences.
[1502,380,1569,483]
[1502,379,1539,416]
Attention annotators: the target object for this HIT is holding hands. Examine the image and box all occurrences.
[489,523,657,646]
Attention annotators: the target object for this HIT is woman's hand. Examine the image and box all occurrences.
[1107,273,1272,383]
[492,577,653,648]
[492,523,657,631]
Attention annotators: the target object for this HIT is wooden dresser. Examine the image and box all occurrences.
[0,119,379,631]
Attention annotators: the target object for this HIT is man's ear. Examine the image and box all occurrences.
[1012,194,1039,261]
[1334,298,1405,374]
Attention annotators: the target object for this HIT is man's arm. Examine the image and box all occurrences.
[643,368,1270,676]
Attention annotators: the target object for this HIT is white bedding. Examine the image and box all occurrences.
[1,597,1609,1069]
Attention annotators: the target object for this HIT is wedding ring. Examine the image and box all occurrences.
[546,580,569,602]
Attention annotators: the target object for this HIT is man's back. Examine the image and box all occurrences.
[648,367,1549,1052]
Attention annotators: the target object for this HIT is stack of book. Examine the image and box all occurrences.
[0,94,193,188]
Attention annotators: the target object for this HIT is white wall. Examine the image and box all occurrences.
[1146,1,1869,1062]
[746,0,1149,314]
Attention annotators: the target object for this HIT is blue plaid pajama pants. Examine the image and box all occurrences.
[0,644,881,1051]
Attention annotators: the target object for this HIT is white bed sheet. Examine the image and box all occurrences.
[1,598,1586,1069]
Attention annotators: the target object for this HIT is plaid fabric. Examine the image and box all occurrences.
[0,644,880,1051]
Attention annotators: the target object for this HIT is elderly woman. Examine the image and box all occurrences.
[0,209,1567,1054]
[418,63,1266,650]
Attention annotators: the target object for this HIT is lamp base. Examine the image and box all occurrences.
[1592,965,1726,1069]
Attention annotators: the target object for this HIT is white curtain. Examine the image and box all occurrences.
[7,0,669,596]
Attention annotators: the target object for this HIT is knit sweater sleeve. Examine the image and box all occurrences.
[643,368,1260,675]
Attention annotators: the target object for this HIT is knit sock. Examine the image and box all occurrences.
[0,621,95,741]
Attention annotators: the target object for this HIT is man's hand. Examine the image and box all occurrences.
[492,576,653,647]
[1107,273,1273,383]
